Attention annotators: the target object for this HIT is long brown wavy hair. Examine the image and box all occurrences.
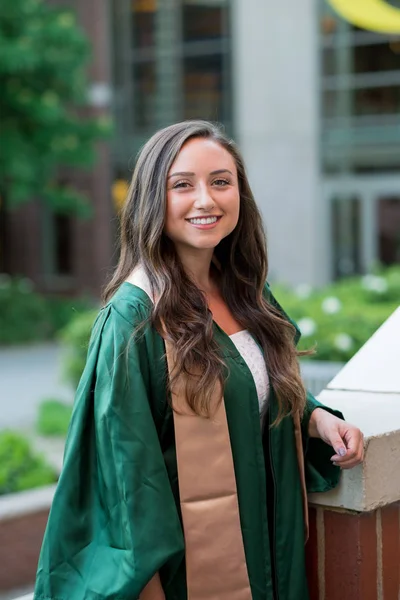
[104,120,310,423]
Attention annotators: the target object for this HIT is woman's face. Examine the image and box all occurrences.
[164,137,240,256]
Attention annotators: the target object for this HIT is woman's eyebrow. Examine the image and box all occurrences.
[210,169,233,176]
[168,169,233,179]
[167,171,195,179]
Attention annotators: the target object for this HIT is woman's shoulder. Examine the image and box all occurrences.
[103,282,153,327]
[84,282,155,364]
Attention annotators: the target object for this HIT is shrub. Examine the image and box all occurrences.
[0,275,50,344]
[0,431,57,495]
[59,309,98,387]
[47,296,95,333]
[0,273,94,345]
[272,265,400,362]
[36,399,73,437]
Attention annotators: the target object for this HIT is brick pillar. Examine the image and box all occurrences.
[306,504,400,600]
[306,310,400,600]
[0,509,49,591]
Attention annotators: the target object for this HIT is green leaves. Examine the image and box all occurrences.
[0,275,94,344]
[272,266,400,362]
[0,1,111,215]
[36,399,72,437]
[0,430,56,495]
[59,309,98,387]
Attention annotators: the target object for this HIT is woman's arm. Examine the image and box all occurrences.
[308,407,364,469]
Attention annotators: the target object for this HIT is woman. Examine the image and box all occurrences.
[34,120,363,600]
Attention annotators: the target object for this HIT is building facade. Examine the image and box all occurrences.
[111,0,400,287]
[3,0,399,294]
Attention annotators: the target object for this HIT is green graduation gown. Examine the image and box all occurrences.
[34,283,343,600]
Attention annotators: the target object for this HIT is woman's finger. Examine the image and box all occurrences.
[332,448,364,468]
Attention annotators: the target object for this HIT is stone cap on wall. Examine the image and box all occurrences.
[309,307,400,512]
[0,485,56,523]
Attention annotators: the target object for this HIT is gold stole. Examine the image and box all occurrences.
[127,268,308,600]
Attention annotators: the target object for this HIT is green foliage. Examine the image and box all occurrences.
[0,273,94,344]
[36,398,72,437]
[0,0,112,215]
[0,274,50,343]
[0,430,57,495]
[272,266,400,362]
[60,309,98,387]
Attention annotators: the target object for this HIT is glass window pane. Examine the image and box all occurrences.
[133,62,156,130]
[331,196,362,279]
[322,85,400,117]
[322,43,400,77]
[54,215,73,276]
[378,197,400,265]
[355,85,400,116]
[183,55,225,121]
[183,1,227,43]
[132,0,156,49]
[354,42,400,74]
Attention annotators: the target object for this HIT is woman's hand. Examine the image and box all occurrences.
[308,408,364,469]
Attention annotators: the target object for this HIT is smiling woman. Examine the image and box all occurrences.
[164,138,240,253]
[33,121,364,600]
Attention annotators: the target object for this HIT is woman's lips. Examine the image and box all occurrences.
[185,216,222,230]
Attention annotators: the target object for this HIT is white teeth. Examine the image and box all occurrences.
[188,217,218,225]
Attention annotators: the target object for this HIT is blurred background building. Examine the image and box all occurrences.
[2,0,400,294]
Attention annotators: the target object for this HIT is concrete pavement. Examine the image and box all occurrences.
[0,343,73,431]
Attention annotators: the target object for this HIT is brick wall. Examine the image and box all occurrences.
[306,503,400,600]
[0,509,49,592]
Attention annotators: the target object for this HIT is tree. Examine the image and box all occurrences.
[0,0,112,217]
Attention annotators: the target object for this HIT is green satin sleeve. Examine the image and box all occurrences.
[34,304,184,600]
[264,282,343,493]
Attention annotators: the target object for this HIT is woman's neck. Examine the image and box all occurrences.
[176,248,217,294]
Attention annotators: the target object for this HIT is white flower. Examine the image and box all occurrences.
[334,333,354,352]
[321,296,342,314]
[361,275,388,294]
[295,284,312,300]
[297,317,317,337]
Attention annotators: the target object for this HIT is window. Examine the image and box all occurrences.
[42,209,74,280]
[320,5,400,172]
[184,55,224,120]
[378,197,400,265]
[110,0,232,169]
[133,61,156,130]
[53,215,73,276]
[331,196,362,278]
[132,0,156,49]
[183,1,226,43]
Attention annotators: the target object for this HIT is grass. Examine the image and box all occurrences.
[36,398,73,437]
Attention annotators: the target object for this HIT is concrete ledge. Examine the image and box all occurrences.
[0,485,56,522]
[327,307,400,394]
[309,307,400,512]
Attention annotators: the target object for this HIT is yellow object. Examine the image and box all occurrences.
[112,179,129,212]
[132,0,156,12]
[328,0,400,33]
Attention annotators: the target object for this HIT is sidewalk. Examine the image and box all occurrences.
[0,345,71,600]
[0,343,72,431]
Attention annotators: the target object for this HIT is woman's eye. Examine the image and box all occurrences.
[173,181,191,189]
[213,178,230,187]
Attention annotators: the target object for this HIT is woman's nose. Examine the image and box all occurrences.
[193,184,215,210]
